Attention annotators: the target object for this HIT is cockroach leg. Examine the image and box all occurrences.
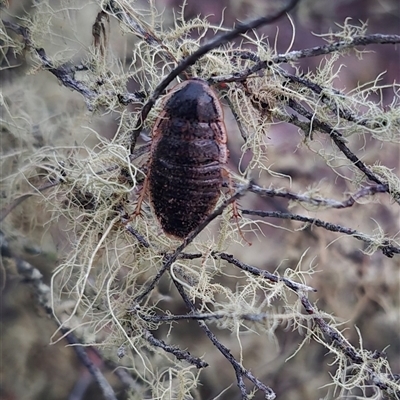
[133,173,149,218]
[222,168,251,245]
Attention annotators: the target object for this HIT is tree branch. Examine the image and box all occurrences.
[172,276,276,400]
[289,98,400,204]
[240,209,400,257]
[220,253,400,398]
[143,329,208,369]
[248,182,389,209]
[211,34,400,83]
[2,20,144,109]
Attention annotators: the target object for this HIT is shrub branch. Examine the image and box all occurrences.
[143,329,208,369]
[211,34,400,83]
[219,253,400,398]
[248,182,389,209]
[240,209,400,257]
[172,276,276,400]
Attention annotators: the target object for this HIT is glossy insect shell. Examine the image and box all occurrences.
[149,78,228,238]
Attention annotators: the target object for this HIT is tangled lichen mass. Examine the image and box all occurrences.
[1,1,399,399]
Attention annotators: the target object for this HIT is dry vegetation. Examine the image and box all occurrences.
[1,0,399,399]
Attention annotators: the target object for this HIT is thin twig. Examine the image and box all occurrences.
[2,20,144,109]
[287,98,398,195]
[104,0,177,64]
[276,68,374,129]
[299,294,400,397]
[248,182,389,209]
[177,252,204,260]
[240,209,400,257]
[139,311,271,323]
[143,329,208,369]
[217,252,316,293]
[244,81,399,203]
[3,21,97,108]
[125,225,150,248]
[273,34,400,63]
[238,78,399,203]
[211,34,400,83]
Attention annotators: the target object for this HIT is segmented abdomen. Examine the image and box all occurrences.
[149,133,223,238]
[147,78,228,238]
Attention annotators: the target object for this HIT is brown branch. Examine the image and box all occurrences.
[125,226,150,248]
[143,329,208,369]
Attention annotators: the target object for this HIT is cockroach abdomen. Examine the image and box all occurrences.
[148,79,228,238]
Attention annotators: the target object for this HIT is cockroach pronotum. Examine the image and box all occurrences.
[135,78,229,239]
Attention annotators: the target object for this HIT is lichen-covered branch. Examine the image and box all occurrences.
[143,329,208,369]
[248,182,389,209]
[211,34,400,83]
[220,253,400,398]
[240,209,400,257]
[2,1,398,399]
[172,276,276,400]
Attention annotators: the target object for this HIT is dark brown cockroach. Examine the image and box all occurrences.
[137,78,228,238]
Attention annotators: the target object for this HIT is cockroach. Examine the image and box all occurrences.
[135,78,228,238]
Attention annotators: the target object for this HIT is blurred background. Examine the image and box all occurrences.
[1,0,399,399]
